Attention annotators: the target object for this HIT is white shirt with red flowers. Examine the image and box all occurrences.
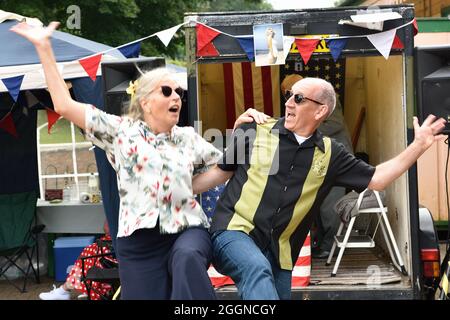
[84,105,222,237]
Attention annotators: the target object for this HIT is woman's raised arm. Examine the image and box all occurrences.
[10,22,87,129]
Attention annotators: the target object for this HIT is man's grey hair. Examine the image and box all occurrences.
[299,77,336,118]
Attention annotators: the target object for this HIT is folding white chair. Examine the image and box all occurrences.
[326,189,407,277]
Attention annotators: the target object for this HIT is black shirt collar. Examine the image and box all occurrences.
[271,117,325,153]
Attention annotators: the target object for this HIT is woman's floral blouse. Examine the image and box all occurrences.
[84,105,222,237]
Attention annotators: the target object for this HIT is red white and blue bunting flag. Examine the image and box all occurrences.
[78,53,103,82]
[0,86,61,138]
[194,18,417,63]
[326,39,348,62]
[2,17,417,84]
[2,75,24,102]
[156,23,184,47]
[0,111,18,138]
[282,36,295,62]
[294,38,320,65]
[2,18,417,87]
[392,35,404,49]
[118,42,141,58]
[198,41,219,57]
[366,28,396,60]
[0,17,418,138]
[413,18,419,36]
[45,107,61,134]
[196,23,221,57]
[24,90,39,108]
[236,36,255,61]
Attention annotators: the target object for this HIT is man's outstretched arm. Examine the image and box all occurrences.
[368,115,446,191]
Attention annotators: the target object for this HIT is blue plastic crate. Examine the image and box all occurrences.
[53,236,95,282]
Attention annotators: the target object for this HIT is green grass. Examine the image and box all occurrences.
[37,110,86,144]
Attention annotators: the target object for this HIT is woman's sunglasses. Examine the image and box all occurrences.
[161,85,184,99]
[284,90,324,106]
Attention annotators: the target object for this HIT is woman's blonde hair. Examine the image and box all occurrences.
[126,67,173,121]
[265,28,275,37]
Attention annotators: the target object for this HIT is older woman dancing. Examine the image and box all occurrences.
[11,21,267,300]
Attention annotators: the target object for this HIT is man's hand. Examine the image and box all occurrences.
[413,115,446,149]
[368,114,446,191]
[233,108,270,130]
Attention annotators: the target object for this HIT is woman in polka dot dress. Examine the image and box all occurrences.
[39,222,117,300]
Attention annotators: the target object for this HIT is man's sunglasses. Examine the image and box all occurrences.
[284,90,324,106]
[161,85,184,99]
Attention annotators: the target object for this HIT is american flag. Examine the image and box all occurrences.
[201,184,226,220]
[281,58,346,111]
[223,62,281,128]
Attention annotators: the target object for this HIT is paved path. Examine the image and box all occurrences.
[0,275,61,300]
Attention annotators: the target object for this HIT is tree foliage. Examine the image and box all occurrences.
[1,0,272,61]
[202,0,272,12]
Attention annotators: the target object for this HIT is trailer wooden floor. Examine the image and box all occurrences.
[215,247,411,299]
[308,248,405,286]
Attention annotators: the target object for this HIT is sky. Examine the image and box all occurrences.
[268,0,337,10]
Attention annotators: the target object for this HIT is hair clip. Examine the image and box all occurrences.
[126,80,138,98]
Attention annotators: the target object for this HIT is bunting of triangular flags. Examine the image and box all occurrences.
[236,36,255,61]
[0,18,418,140]
[196,23,221,57]
[0,18,416,88]
[0,85,65,137]
[392,35,404,49]
[413,18,418,36]
[45,107,61,134]
[193,18,416,63]
[199,41,219,56]
[2,75,24,102]
[283,36,295,62]
[24,90,40,109]
[156,23,184,47]
[326,39,348,62]
[294,39,320,65]
[118,42,141,58]
[367,28,396,60]
[0,112,18,138]
[78,53,103,82]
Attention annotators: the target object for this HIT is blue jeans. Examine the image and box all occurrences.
[212,230,292,300]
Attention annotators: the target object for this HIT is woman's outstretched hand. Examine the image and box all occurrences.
[10,20,87,130]
[10,21,60,46]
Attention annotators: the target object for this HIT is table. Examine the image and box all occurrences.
[36,199,105,234]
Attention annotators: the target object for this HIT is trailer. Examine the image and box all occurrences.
[184,4,441,299]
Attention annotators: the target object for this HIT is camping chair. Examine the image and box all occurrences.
[0,191,45,292]
[80,237,120,300]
